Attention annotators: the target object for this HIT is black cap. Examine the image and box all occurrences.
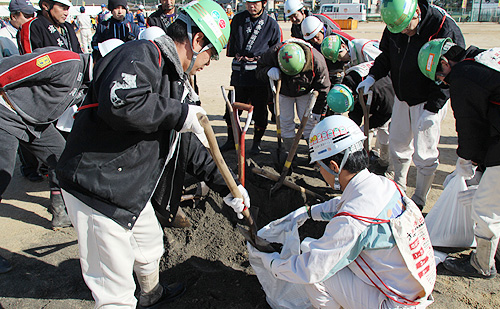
[8,0,37,14]
[108,0,127,11]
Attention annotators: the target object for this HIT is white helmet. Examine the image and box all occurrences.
[98,38,124,57]
[309,115,366,174]
[226,4,231,9]
[301,16,323,41]
[284,0,304,17]
[138,4,145,10]
[138,26,166,41]
[42,0,72,7]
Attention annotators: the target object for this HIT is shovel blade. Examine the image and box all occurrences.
[237,225,282,253]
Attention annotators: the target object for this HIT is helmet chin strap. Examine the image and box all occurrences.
[318,147,352,176]
[177,13,213,74]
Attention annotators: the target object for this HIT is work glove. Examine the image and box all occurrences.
[180,105,206,135]
[417,110,439,131]
[456,157,476,180]
[267,205,311,231]
[223,184,250,219]
[267,67,281,81]
[356,75,375,96]
[311,113,322,123]
[250,250,280,272]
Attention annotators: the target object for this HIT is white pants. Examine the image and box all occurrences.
[62,190,164,309]
[304,266,422,309]
[79,28,93,53]
[279,93,317,140]
[375,120,390,146]
[388,97,447,190]
[472,166,500,255]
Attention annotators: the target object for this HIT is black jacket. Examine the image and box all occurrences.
[444,46,500,167]
[57,37,231,229]
[227,10,281,87]
[91,18,140,61]
[257,41,331,114]
[369,0,465,112]
[18,13,81,54]
[146,7,177,32]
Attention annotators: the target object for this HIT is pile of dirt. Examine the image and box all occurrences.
[159,145,335,308]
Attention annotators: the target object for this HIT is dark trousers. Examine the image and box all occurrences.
[18,144,40,176]
[0,125,65,199]
[224,85,270,130]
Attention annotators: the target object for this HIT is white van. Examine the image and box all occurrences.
[320,3,367,21]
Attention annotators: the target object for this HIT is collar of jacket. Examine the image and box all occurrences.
[153,35,184,78]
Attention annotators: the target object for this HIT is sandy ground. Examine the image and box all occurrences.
[1,21,500,308]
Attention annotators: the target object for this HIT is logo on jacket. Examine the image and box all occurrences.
[110,73,137,107]
[36,55,52,68]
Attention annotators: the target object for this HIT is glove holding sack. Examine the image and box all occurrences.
[180,105,207,134]
[356,75,375,96]
[267,67,281,81]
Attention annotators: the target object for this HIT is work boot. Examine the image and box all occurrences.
[0,255,12,274]
[137,282,186,308]
[443,254,497,279]
[220,126,235,152]
[411,171,435,211]
[49,190,72,229]
[250,127,265,155]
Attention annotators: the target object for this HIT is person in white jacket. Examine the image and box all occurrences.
[251,115,436,308]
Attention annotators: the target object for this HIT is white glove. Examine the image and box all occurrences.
[311,113,322,123]
[250,250,280,272]
[180,105,207,135]
[456,157,476,180]
[356,75,375,95]
[417,110,439,131]
[267,206,311,231]
[267,67,281,81]
[223,184,250,219]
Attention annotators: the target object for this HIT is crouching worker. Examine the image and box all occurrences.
[56,0,250,308]
[251,115,436,308]
[257,39,330,154]
[418,38,500,279]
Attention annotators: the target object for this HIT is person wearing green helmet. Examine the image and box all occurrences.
[56,0,252,307]
[322,34,381,67]
[257,39,330,159]
[418,38,500,280]
[356,0,465,211]
[220,0,281,155]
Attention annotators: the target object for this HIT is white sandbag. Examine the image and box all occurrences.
[425,170,476,248]
[247,219,313,309]
[56,105,78,132]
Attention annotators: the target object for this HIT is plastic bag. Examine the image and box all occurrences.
[425,169,476,248]
[247,219,313,309]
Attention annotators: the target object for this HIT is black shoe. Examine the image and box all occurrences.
[25,172,44,182]
[137,282,186,308]
[249,143,261,155]
[443,255,497,279]
[220,139,235,152]
[0,255,12,274]
[50,191,72,229]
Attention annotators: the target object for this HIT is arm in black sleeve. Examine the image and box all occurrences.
[256,45,280,83]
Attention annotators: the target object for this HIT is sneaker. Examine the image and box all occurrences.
[26,172,44,182]
[443,255,497,279]
[137,282,186,309]
[0,255,12,274]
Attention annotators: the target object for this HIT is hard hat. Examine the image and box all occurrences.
[43,0,72,7]
[380,0,417,33]
[101,3,106,7]
[309,115,366,164]
[278,43,306,76]
[301,16,323,41]
[80,6,85,12]
[179,0,230,55]
[138,4,144,10]
[418,38,454,81]
[246,0,264,2]
[321,35,342,62]
[284,0,303,17]
[327,84,354,113]
[138,26,166,40]
[98,38,124,57]
[226,4,231,9]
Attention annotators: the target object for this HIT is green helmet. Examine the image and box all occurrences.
[327,84,354,113]
[278,43,306,76]
[380,0,417,33]
[181,0,230,55]
[418,38,453,81]
[321,35,342,62]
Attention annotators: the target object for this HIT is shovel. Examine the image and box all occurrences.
[270,91,319,197]
[269,78,286,168]
[197,113,281,253]
[358,88,373,152]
